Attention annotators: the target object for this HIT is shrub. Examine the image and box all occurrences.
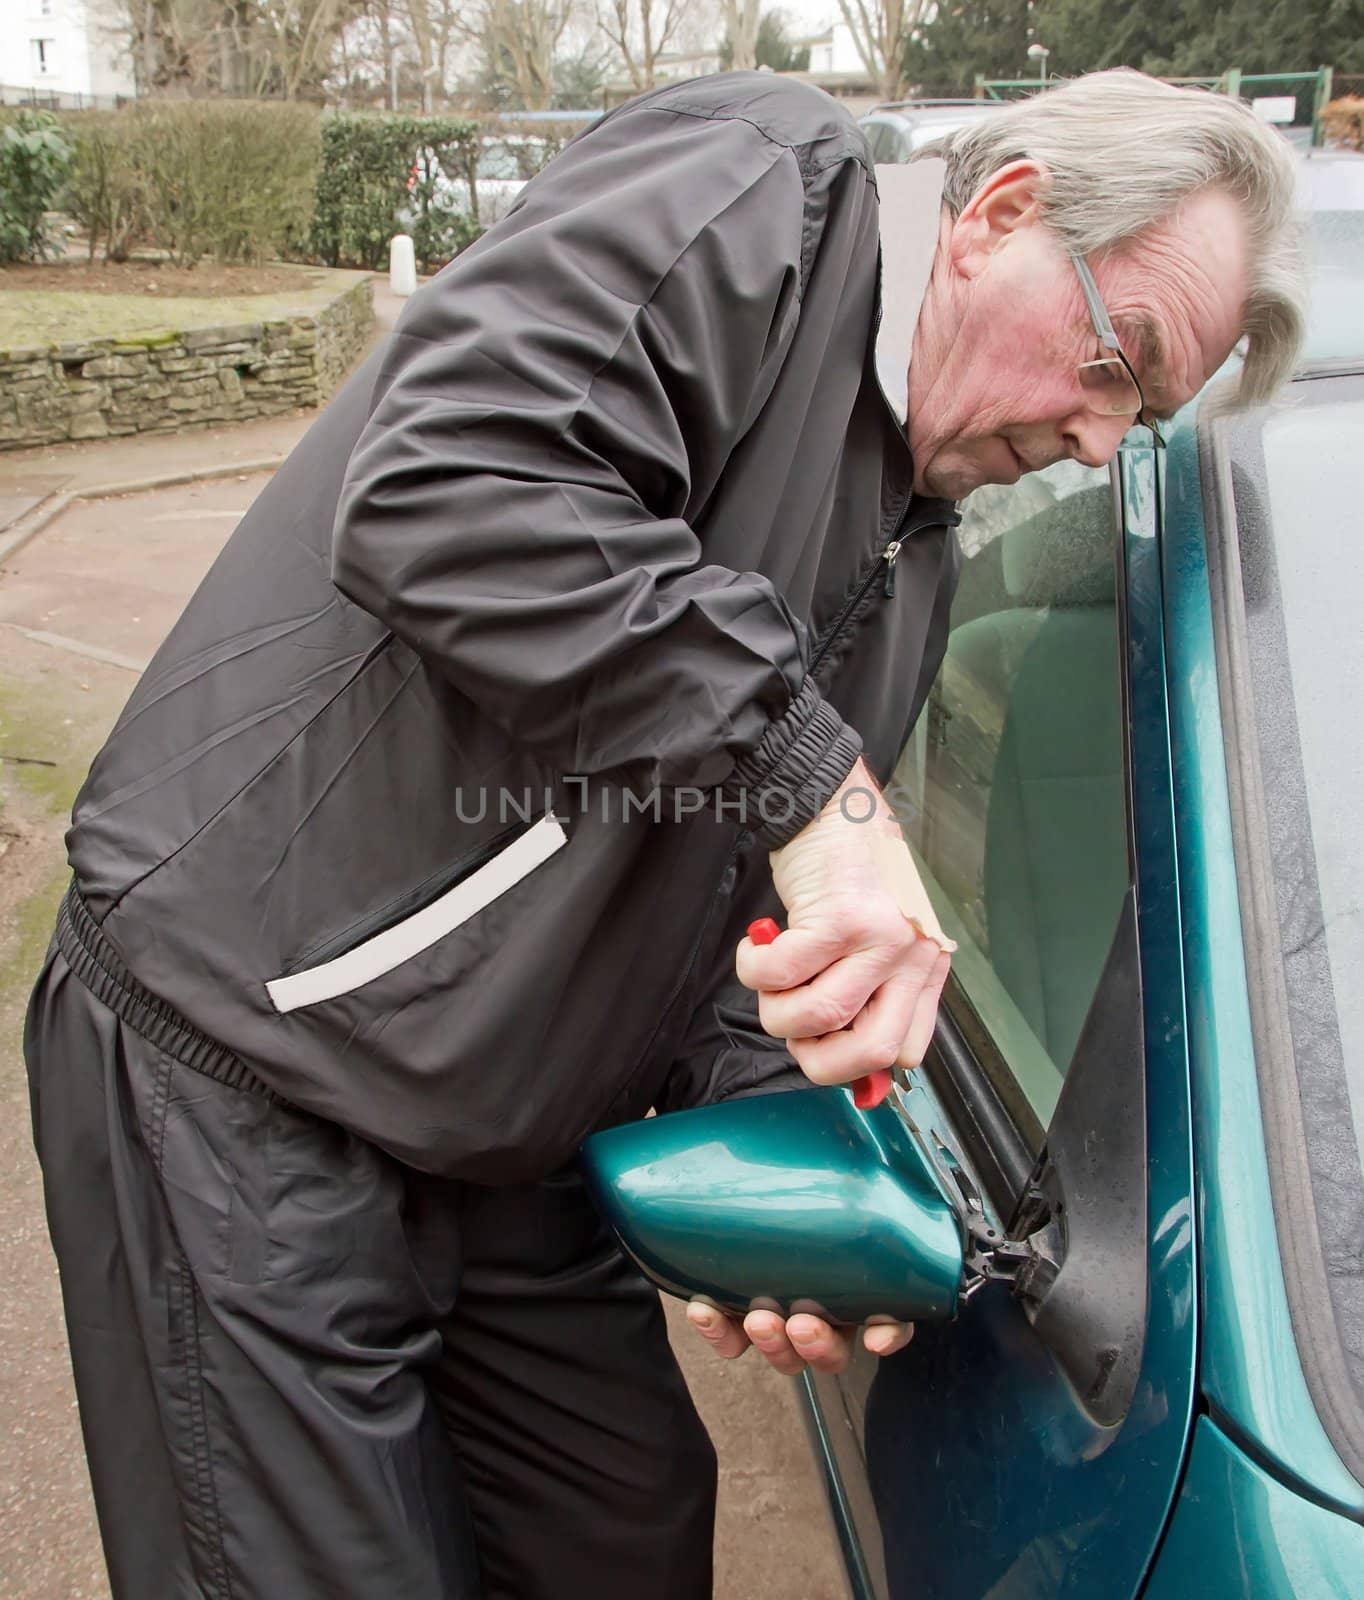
[1322,96,1364,150]
[311,113,483,273]
[50,101,519,276]
[406,143,484,273]
[60,100,320,266]
[60,112,149,262]
[137,100,321,265]
[0,110,74,263]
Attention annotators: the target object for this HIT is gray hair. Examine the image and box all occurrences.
[924,69,1308,406]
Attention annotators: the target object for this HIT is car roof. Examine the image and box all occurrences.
[863,101,998,127]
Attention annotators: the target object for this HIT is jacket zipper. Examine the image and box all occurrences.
[807,515,945,678]
[883,537,902,597]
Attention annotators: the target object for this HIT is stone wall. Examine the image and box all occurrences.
[0,276,374,452]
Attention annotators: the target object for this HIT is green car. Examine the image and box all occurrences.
[583,158,1364,1596]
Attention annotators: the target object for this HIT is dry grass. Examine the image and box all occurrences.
[0,266,363,354]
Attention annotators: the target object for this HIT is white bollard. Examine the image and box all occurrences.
[389,234,417,297]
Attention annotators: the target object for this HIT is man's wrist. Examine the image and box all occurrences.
[818,758,901,832]
[863,830,957,951]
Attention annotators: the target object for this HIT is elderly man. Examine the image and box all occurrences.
[27,67,1301,1600]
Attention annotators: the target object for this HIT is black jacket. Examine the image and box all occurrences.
[64,74,960,1181]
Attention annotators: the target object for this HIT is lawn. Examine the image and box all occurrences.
[0,263,363,354]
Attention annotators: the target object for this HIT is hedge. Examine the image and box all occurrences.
[60,100,321,267]
[12,101,574,277]
[310,113,484,273]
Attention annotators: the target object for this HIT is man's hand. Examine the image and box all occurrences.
[685,1302,913,1375]
[736,758,954,1087]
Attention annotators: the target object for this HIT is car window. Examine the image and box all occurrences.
[1216,375,1364,1452]
[862,119,901,164]
[904,114,981,152]
[1246,382,1364,1363]
[476,146,522,182]
[891,462,1130,1129]
[1258,393,1364,1169]
[1259,394,1364,1172]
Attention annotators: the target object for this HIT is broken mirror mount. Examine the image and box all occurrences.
[891,1105,1063,1309]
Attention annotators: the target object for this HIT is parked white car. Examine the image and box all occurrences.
[426,136,554,227]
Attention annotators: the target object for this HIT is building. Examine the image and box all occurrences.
[798,19,879,105]
[804,19,867,77]
[601,46,727,108]
[1,0,136,109]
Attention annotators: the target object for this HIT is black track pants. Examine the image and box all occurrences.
[25,933,716,1600]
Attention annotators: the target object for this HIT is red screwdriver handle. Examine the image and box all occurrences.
[745,919,892,1110]
[850,1071,892,1110]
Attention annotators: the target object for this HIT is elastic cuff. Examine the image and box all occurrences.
[721,680,862,848]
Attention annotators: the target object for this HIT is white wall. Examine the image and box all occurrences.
[806,21,865,76]
[1,0,135,100]
[83,0,135,98]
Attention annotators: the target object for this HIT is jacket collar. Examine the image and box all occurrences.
[872,157,946,428]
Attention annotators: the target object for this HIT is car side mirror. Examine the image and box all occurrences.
[580,1086,966,1325]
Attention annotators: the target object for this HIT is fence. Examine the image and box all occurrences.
[973,67,1338,147]
[0,83,130,112]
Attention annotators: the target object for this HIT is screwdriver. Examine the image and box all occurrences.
[747,917,892,1110]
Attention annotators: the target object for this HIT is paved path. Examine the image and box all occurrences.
[0,366,848,1596]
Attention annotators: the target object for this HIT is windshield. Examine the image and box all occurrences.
[906,113,987,151]
[1225,375,1364,1424]
[1257,388,1364,1174]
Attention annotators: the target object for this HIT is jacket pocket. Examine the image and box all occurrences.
[265,812,568,1015]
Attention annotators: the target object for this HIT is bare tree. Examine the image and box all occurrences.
[343,0,456,111]
[271,0,358,98]
[837,0,929,101]
[720,0,759,70]
[122,0,223,92]
[117,0,362,97]
[402,0,461,108]
[595,0,685,93]
[468,0,576,110]
[431,0,461,96]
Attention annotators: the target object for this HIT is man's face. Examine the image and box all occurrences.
[906,165,1251,500]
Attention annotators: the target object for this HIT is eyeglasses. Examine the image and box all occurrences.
[1070,252,1162,443]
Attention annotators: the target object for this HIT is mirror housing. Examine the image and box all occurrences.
[580,1086,966,1325]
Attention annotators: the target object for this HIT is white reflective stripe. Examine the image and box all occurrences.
[265,813,567,1015]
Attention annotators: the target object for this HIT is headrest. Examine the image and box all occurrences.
[1001,484,1117,608]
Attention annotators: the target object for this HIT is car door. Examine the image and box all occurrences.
[800,437,1199,1600]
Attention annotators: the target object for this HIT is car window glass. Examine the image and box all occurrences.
[906,114,975,151]
[891,462,1130,1127]
[1224,379,1364,1428]
[864,120,899,164]
[476,147,522,182]
[1259,394,1364,1182]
